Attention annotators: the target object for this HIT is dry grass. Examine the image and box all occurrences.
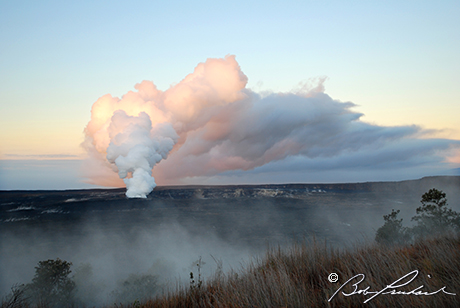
[133,235,460,308]
[4,235,460,308]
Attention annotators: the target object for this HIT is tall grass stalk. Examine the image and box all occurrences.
[140,234,460,308]
[3,235,459,307]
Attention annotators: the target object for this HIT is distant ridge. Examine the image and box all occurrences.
[155,175,460,191]
[1,176,459,203]
[151,176,460,199]
[1,175,459,193]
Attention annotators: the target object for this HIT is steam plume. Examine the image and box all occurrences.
[105,110,177,198]
[82,56,245,197]
[82,55,459,196]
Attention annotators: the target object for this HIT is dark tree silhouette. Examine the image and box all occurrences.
[376,188,460,244]
[410,188,460,239]
[26,258,75,307]
[375,209,409,245]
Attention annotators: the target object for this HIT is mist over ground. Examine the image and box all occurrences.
[1,176,459,305]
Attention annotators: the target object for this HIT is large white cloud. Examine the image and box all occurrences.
[82,55,460,194]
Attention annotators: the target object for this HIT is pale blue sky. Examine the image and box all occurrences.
[1,0,459,189]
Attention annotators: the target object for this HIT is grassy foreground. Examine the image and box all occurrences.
[111,235,459,308]
[3,235,459,308]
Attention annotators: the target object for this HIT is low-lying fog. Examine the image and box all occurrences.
[1,179,459,306]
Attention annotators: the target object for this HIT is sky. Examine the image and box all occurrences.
[0,0,459,190]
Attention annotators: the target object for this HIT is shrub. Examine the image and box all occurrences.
[376,188,460,244]
[410,188,460,239]
[375,209,409,245]
[1,284,28,308]
[25,258,75,307]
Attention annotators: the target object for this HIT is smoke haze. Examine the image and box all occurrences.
[2,177,459,306]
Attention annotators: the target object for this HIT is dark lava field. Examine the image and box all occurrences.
[1,176,459,298]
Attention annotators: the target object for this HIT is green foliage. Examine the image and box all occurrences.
[376,188,460,245]
[26,258,75,307]
[410,188,460,239]
[375,209,409,245]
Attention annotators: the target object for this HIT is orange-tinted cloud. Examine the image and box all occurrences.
[82,55,460,192]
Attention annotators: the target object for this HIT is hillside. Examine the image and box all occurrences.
[138,234,460,308]
[3,234,459,307]
[1,176,459,306]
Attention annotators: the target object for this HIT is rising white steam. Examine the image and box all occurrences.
[105,110,177,198]
[82,55,246,197]
[82,55,460,195]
